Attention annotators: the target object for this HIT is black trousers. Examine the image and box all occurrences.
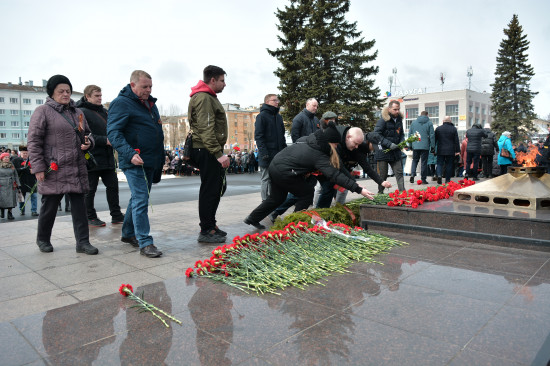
[248,167,316,223]
[481,154,494,177]
[466,152,481,178]
[85,169,123,219]
[191,148,226,233]
[38,193,89,245]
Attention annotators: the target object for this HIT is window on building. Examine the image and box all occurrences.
[469,104,473,113]
[445,104,459,126]
[24,121,30,127]
[482,119,486,126]
[482,107,486,115]
[12,133,20,139]
[23,110,32,116]
[11,121,19,127]
[24,133,28,139]
[11,110,18,116]
[405,108,418,131]
[468,117,473,128]
[0,133,6,139]
[475,118,479,125]
[23,98,31,104]
[36,99,43,105]
[425,106,439,126]
[475,106,479,114]
[234,122,238,127]
[0,109,5,115]
[0,121,5,127]
[0,97,4,103]
[10,98,18,104]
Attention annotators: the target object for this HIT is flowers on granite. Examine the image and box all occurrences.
[118,283,181,328]
[387,179,475,208]
[185,221,406,294]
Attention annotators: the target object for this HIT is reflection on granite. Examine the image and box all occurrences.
[2,232,550,365]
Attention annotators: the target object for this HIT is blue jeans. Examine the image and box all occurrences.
[122,166,154,248]
[410,149,429,180]
[19,192,38,213]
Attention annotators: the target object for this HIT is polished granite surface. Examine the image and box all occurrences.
[1,231,550,365]
[1,177,550,365]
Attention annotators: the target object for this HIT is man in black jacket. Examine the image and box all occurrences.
[290,98,319,143]
[13,146,38,216]
[435,116,460,184]
[77,85,124,227]
[254,94,287,201]
[465,123,488,180]
[480,123,499,178]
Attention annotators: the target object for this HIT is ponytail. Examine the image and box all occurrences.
[329,143,340,169]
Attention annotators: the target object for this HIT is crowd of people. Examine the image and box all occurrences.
[1,70,550,260]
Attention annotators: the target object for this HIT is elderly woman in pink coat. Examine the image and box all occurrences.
[27,75,98,255]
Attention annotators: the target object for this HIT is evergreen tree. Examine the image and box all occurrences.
[490,14,538,141]
[268,0,382,131]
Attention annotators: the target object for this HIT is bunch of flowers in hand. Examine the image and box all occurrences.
[387,179,475,208]
[185,221,406,294]
[384,131,421,153]
[21,161,58,212]
[119,284,181,328]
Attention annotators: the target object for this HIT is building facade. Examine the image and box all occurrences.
[383,89,493,139]
[0,79,83,149]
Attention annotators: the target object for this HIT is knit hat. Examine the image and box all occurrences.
[18,145,27,151]
[502,131,511,137]
[0,152,10,160]
[46,75,72,97]
[321,111,338,120]
[323,121,341,143]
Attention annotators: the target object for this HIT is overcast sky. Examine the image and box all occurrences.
[2,0,549,118]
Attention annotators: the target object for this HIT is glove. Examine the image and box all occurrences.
[390,143,399,151]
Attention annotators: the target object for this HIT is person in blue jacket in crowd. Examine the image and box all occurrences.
[497,131,516,175]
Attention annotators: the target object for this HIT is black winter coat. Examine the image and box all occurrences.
[290,109,320,143]
[372,107,404,162]
[12,157,36,194]
[254,104,287,168]
[76,97,116,171]
[481,129,499,155]
[270,130,362,194]
[434,122,460,156]
[466,124,488,153]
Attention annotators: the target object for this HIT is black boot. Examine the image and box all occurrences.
[7,210,14,220]
[76,242,99,255]
[0,209,4,218]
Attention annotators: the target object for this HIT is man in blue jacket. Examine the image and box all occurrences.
[408,111,435,184]
[107,70,164,258]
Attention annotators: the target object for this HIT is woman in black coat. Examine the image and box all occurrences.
[244,123,375,229]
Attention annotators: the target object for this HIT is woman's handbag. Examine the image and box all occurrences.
[500,148,511,158]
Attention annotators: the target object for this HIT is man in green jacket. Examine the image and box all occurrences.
[188,65,229,243]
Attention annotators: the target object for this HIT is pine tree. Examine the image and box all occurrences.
[268,0,382,131]
[490,14,538,141]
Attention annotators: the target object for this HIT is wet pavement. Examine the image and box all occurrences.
[1,177,549,365]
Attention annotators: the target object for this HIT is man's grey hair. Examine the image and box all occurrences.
[130,70,152,83]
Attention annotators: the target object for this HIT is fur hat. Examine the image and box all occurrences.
[18,145,27,151]
[46,75,72,97]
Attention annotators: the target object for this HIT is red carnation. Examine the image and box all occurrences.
[185,268,194,277]
[416,180,423,185]
[134,149,141,154]
[119,284,133,296]
[50,162,59,171]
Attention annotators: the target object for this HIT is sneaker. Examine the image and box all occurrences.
[76,242,99,255]
[244,216,266,230]
[111,215,125,224]
[121,236,139,247]
[214,226,227,237]
[88,218,106,227]
[409,176,415,183]
[198,230,226,243]
[140,244,162,258]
